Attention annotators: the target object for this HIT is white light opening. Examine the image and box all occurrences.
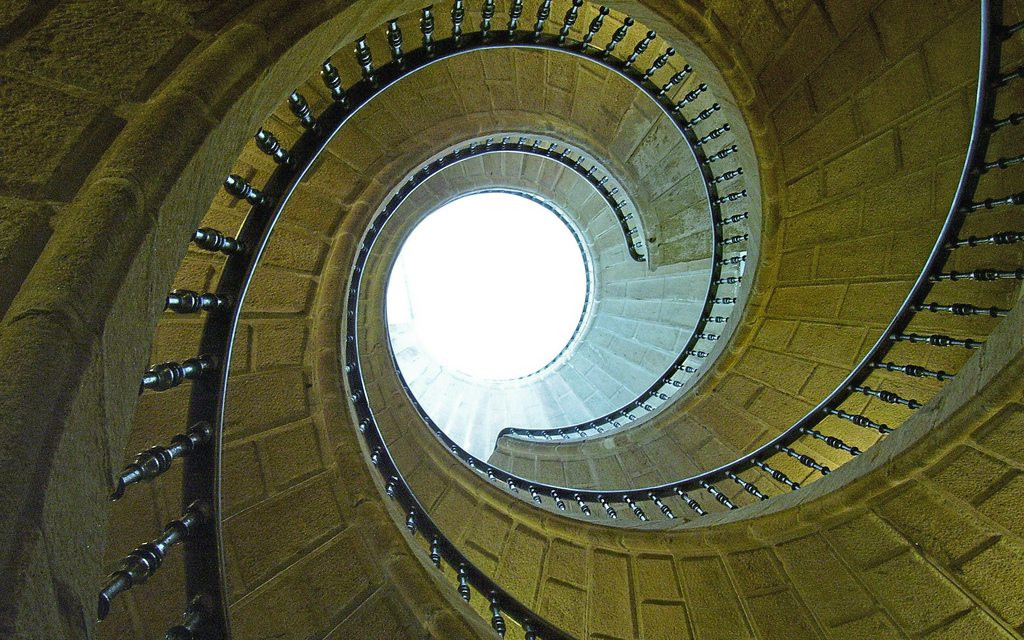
[386,192,589,381]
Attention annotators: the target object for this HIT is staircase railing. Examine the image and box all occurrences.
[98,2,747,637]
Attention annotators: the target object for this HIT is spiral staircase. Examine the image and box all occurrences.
[1,1,1024,639]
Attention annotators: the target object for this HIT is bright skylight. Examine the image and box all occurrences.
[386,192,588,380]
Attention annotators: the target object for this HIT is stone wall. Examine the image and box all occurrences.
[491,0,1024,492]
[2,0,1023,639]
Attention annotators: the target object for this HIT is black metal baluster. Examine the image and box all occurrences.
[775,444,830,475]
[529,485,542,504]
[852,385,922,409]
[192,228,244,256]
[931,267,1024,281]
[140,355,216,393]
[979,154,1024,172]
[712,166,743,183]
[288,91,320,133]
[598,494,617,518]
[825,408,893,434]
[649,493,675,518]
[658,64,692,97]
[697,125,733,148]
[457,564,471,602]
[223,174,266,207]
[674,487,706,515]
[720,233,748,245]
[111,422,212,500]
[507,0,523,36]
[753,460,800,490]
[164,595,208,640]
[534,0,552,39]
[624,29,656,68]
[452,0,465,44]
[800,427,861,455]
[559,0,584,44]
[354,37,377,85]
[727,472,768,500]
[891,332,983,349]
[165,290,231,314]
[319,59,349,107]
[490,594,507,637]
[994,63,1024,85]
[254,128,295,166]
[704,143,738,163]
[98,502,208,620]
[481,0,495,38]
[623,495,648,521]
[430,536,442,569]
[551,489,567,510]
[686,102,722,127]
[699,480,736,509]
[961,191,1024,211]
[642,47,675,81]
[574,493,592,516]
[581,6,609,48]
[914,301,1009,317]
[603,17,633,58]
[524,621,539,640]
[717,211,749,226]
[420,6,435,55]
[387,20,405,66]
[872,360,953,381]
[989,111,1024,129]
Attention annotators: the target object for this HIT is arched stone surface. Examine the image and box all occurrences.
[2,0,1023,639]
[490,0,1024,490]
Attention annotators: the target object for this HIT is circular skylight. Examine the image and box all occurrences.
[386,192,588,380]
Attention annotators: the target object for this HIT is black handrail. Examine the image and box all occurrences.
[377,0,1021,526]
[102,3,744,638]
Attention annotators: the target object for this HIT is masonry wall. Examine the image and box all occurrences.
[3,0,1023,639]
[491,0,1024,493]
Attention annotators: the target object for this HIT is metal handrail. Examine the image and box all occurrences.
[103,3,743,638]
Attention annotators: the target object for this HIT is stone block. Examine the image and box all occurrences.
[857,53,931,133]
[677,556,752,639]
[776,534,876,626]
[826,511,908,568]
[639,601,692,640]
[808,23,885,111]
[10,0,193,102]
[494,525,547,606]
[635,554,681,601]
[223,473,344,589]
[861,550,972,634]
[878,482,996,564]
[824,130,899,196]
[781,102,859,178]
[258,418,324,492]
[928,445,1011,505]
[539,578,588,638]
[725,548,785,596]
[589,550,634,638]
[737,347,815,391]
[225,367,309,439]
[244,266,316,314]
[758,4,836,105]
[958,540,1024,627]
[744,589,821,639]
[788,321,867,366]
[222,440,266,517]
[873,0,950,59]
[924,608,1015,639]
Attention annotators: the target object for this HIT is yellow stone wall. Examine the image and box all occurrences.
[1,0,1023,639]
[492,0,1024,492]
